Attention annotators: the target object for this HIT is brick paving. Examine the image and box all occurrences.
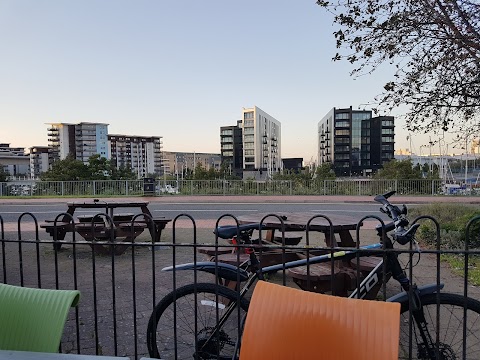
[1,195,479,359]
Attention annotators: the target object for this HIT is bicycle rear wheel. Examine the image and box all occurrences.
[147,283,249,359]
[399,292,480,359]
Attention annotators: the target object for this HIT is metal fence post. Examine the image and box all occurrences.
[125,180,128,196]
[290,180,292,195]
[395,179,398,193]
[61,181,64,196]
[93,180,96,196]
[191,180,193,195]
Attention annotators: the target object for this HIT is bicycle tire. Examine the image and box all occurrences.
[147,283,250,359]
[398,292,480,359]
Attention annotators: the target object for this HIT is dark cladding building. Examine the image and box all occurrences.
[220,120,243,178]
[318,107,394,176]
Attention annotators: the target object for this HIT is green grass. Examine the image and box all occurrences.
[441,254,480,286]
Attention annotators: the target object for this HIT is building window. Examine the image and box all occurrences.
[335,129,350,136]
[336,138,349,144]
[352,112,371,121]
[245,149,254,156]
[244,112,254,120]
[334,145,350,152]
[244,134,254,142]
[382,128,394,135]
[245,157,254,163]
[335,120,349,127]
[335,113,349,120]
[382,119,394,126]
[335,153,350,160]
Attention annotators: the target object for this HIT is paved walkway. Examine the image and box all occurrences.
[2,194,480,205]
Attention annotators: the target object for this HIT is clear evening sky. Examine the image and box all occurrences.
[0,0,451,160]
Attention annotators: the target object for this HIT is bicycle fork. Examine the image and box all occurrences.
[407,286,443,360]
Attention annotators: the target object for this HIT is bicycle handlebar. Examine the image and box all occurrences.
[374,191,419,245]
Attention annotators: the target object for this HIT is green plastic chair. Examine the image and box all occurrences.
[0,283,80,353]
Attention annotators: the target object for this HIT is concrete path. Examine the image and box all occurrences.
[2,194,480,205]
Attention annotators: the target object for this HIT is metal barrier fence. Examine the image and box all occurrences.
[0,178,470,197]
[1,212,479,359]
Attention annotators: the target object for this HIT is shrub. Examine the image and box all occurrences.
[409,203,480,249]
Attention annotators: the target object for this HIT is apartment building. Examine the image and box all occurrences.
[318,107,395,176]
[75,122,109,163]
[219,107,282,180]
[0,143,29,177]
[108,135,163,178]
[220,120,243,178]
[163,151,221,178]
[29,146,50,178]
[46,122,109,165]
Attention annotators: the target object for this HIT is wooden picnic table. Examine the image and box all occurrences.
[40,200,171,255]
[236,212,377,296]
[237,212,359,247]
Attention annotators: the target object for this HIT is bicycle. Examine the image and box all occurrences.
[147,191,480,359]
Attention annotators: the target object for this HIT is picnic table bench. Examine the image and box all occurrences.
[40,200,171,255]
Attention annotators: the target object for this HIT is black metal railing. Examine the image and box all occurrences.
[0,212,479,359]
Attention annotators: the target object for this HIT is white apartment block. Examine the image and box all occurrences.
[108,135,162,178]
[29,146,50,179]
[46,122,109,165]
[241,106,281,179]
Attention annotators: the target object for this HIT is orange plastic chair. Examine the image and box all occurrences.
[239,281,400,360]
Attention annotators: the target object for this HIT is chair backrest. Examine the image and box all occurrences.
[0,283,80,353]
[239,281,400,360]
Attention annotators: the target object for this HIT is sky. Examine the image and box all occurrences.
[0,0,447,161]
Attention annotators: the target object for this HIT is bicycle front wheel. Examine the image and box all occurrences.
[399,292,480,359]
[147,283,250,360]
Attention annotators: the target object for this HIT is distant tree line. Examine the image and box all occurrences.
[2,157,444,182]
[374,159,440,180]
[40,154,137,181]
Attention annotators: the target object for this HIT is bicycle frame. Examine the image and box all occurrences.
[165,241,443,301]
[163,239,445,358]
